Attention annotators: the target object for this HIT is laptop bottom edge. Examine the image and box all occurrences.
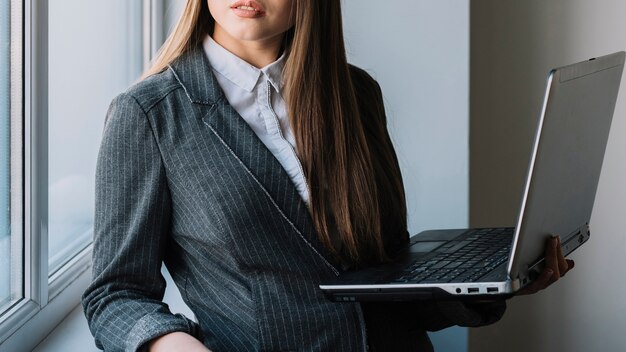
[320,280,517,302]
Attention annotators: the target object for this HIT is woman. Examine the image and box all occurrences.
[82,1,573,351]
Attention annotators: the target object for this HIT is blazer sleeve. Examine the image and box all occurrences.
[81,93,202,352]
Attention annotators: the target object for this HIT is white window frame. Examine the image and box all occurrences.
[0,1,167,350]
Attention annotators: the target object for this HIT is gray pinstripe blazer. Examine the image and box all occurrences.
[81,47,505,352]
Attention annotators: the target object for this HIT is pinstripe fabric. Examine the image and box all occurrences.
[81,47,505,352]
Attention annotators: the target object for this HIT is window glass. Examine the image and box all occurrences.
[48,0,143,275]
[0,0,12,309]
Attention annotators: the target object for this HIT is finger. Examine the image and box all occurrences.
[566,259,575,271]
[545,236,560,283]
[556,236,569,277]
[518,268,554,295]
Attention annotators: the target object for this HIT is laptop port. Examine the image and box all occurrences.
[468,287,479,294]
[487,287,499,293]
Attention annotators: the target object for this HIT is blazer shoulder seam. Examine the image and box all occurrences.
[130,84,184,114]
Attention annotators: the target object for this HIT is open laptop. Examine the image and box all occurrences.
[320,51,625,301]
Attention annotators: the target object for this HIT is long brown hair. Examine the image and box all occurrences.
[143,0,407,265]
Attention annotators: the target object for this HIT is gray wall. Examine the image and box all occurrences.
[470,1,626,351]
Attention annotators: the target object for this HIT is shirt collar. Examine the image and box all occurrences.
[203,35,285,93]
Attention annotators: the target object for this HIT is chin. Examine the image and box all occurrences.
[229,29,279,42]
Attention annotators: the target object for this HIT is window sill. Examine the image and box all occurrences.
[0,267,91,352]
[30,266,194,352]
[32,304,99,352]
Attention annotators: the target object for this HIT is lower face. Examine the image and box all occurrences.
[207,0,294,43]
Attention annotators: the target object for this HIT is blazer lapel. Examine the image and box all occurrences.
[168,47,340,275]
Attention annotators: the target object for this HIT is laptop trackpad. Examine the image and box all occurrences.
[409,241,447,253]
[408,229,468,253]
[412,229,467,241]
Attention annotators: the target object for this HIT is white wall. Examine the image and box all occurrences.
[470,1,626,351]
[342,0,469,237]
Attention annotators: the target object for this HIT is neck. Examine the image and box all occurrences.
[212,25,283,68]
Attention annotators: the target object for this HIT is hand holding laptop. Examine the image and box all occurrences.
[516,236,575,296]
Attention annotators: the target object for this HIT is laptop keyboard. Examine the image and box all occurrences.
[391,228,513,284]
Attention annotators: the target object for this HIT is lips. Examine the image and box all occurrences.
[230,1,266,18]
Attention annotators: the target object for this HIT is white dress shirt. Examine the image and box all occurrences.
[202,35,310,204]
